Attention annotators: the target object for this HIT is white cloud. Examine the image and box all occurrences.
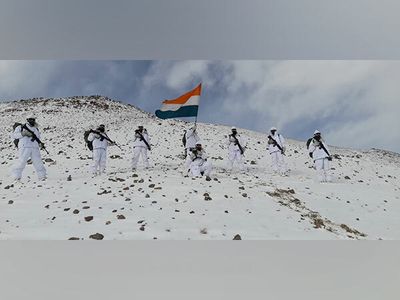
[0,61,58,100]
[1,60,399,152]
[143,60,400,152]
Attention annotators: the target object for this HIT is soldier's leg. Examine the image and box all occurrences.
[12,148,31,180]
[99,149,107,174]
[131,147,141,169]
[92,149,101,174]
[142,148,150,168]
[315,159,325,182]
[31,148,47,179]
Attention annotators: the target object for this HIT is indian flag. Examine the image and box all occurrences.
[155,84,201,119]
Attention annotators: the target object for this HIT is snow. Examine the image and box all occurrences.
[0,96,399,240]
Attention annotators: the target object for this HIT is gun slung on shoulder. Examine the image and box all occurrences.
[22,124,49,154]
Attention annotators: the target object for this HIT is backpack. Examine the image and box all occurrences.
[12,122,22,148]
[306,137,313,149]
[84,130,93,151]
[182,131,187,147]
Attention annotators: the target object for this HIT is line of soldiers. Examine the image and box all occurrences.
[10,116,333,183]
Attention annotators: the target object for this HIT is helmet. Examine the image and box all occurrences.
[270,126,277,131]
[314,130,321,135]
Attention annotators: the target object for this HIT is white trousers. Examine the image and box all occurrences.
[132,147,149,169]
[228,150,244,171]
[314,158,331,182]
[92,148,107,175]
[270,151,286,175]
[12,147,47,180]
[190,160,212,177]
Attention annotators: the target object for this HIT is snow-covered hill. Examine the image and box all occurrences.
[0,96,399,240]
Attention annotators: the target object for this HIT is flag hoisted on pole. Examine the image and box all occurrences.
[155,83,201,121]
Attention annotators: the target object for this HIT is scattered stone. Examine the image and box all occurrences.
[89,233,104,240]
[344,176,351,180]
[84,216,93,222]
[203,193,212,201]
[233,234,242,240]
[145,194,150,198]
[97,190,111,195]
[67,175,72,181]
[148,184,156,188]
[116,214,126,220]
[200,228,208,234]
[73,209,79,214]
[105,221,111,225]
[8,200,14,204]
[68,237,80,240]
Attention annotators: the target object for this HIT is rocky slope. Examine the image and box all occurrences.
[0,96,399,240]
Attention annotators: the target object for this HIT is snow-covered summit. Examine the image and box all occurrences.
[0,96,399,240]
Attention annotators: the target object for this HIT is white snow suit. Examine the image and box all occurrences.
[184,128,201,168]
[268,133,287,175]
[132,130,150,169]
[227,133,246,171]
[88,132,111,175]
[308,138,332,182]
[11,123,47,180]
[185,128,200,151]
[189,149,212,177]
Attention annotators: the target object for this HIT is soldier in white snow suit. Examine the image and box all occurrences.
[11,117,47,181]
[189,143,212,180]
[267,127,287,175]
[88,124,114,176]
[226,127,246,171]
[132,125,151,170]
[308,130,333,182]
[184,125,200,168]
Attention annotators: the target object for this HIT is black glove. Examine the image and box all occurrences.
[328,156,332,161]
[309,152,313,158]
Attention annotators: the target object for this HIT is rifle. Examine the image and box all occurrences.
[135,131,151,150]
[92,130,122,150]
[268,135,285,155]
[21,124,49,154]
[230,134,244,155]
[318,141,332,161]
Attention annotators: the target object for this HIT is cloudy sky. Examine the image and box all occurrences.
[0,60,399,152]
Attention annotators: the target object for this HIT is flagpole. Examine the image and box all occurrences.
[194,82,201,127]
